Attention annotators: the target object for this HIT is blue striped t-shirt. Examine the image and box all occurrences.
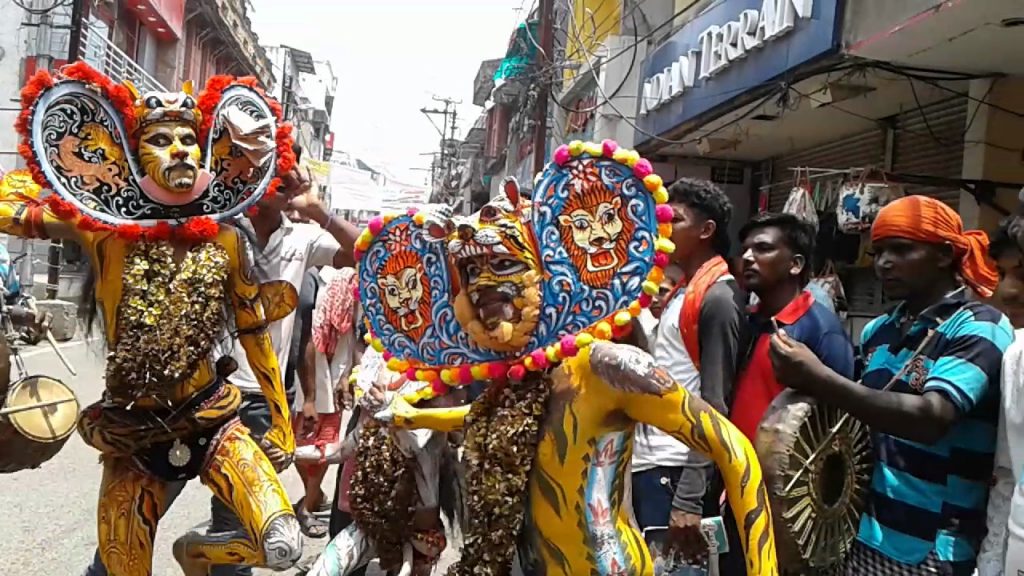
[857,293,1013,566]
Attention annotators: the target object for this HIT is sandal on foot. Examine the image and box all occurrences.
[296,506,328,539]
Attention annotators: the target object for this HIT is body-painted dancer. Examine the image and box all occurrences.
[357,142,779,576]
[5,63,354,575]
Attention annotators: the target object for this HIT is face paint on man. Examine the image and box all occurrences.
[138,123,201,192]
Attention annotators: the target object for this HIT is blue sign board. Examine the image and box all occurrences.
[635,0,842,147]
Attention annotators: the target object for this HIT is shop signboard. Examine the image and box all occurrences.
[635,0,841,147]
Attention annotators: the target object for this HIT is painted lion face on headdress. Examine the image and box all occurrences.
[443,179,542,352]
[356,141,670,386]
[16,62,291,239]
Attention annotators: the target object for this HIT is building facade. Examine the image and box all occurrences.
[632,0,1024,335]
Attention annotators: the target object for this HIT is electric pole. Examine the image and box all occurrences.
[420,96,460,201]
[532,0,555,175]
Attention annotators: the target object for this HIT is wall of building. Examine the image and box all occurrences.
[0,1,28,167]
[842,0,943,47]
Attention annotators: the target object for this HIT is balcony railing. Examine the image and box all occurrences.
[79,22,165,94]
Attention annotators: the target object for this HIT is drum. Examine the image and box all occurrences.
[0,375,80,473]
[755,390,873,574]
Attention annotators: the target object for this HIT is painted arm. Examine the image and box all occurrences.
[223,228,294,454]
[376,394,470,433]
[0,172,81,241]
[587,342,778,576]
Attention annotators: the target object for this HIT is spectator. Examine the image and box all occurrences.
[630,178,748,574]
[721,212,855,574]
[977,216,1024,576]
[769,196,1011,575]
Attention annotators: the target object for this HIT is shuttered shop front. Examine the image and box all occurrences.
[892,97,968,209]
[766,129,887,212]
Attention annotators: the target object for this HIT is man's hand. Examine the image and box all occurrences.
[666,509,708,564]
[258,434,294,473]
[300,400,318,438]
[279,166,313,201]
[768,329,831,392]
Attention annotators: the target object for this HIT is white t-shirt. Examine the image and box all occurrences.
[229,217,341,395]
[978,328,1024,575]
[293,268,356,414]
[632,291,700,472]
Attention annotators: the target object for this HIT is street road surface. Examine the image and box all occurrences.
[0,337,456,575]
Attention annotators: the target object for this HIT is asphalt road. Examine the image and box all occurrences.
[0,337,457,575]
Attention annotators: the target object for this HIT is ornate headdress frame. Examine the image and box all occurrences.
[15,62,295,242]
[356,140,677,403]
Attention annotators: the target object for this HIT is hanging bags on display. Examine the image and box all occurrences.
[836,170,904,234]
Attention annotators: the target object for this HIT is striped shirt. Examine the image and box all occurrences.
[857,292,1013,567]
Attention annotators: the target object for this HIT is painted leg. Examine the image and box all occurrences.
[174,423,302,575]
[306,523,375,576]
[96,458,172,576]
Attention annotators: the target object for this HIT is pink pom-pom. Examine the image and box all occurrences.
[382,351,393,361]
[431,380,449,395]
[406,368,418,380]
[507,364,527,381]
[352,285,360,299]
[553,144,571,166]
[638,293,653,307]
[367,216,384,235]
[602,139,618,157]
[487,362,507,380]
[458,365,474,384]
[633,158,653,179]
[353,249,364,262]
[656,204,674,223]
[530,349,549,369]
[654,252,670,268]
[406,207,418,217]
[560,335,579,357]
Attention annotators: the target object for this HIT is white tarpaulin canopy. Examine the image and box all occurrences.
[328,164,383,213]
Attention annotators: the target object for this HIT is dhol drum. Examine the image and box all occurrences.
[0,375,80,473]
[756,389,873,575]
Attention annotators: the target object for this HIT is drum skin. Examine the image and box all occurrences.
[0,374,79,474]
[755,390,873,574]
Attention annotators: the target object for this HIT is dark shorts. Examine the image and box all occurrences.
[844,541,976,576]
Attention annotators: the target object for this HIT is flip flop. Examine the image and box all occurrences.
[295,501,328,539]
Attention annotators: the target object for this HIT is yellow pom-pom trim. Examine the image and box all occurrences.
[648,267,665,284]
[412,213,426,226]
[625,150,640,167]
[386,358,403,372]
[546,346,560,363]
[653,186,669,204]
[371,339,383,353]
[595,322,613,339]
[440,369,454,385]
[643,174,664,192]
[614,311,632,326]
[628,301,642,317]
[642,281,660,296]
[612,149,630,164]
[470,365,486,380]
[583,142,602,157]
[576,332,594,348]
[656,237,676,254]
[524,356,537,371]
[568,140,584,156]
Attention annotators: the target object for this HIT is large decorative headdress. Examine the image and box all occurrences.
[15,62,294,242]
[356,140,675,402]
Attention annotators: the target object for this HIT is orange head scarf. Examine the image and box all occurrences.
[870,195,998,298]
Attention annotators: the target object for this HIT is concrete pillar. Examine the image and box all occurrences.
[959,78,1024,232]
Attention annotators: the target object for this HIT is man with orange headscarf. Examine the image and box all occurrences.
[768,196,1014,575]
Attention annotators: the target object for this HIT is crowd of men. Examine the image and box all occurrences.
[79,167,1024,576]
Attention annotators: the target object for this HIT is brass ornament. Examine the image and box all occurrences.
[756,390,873,574]
[106,241,229,400]
[448,375,549,576]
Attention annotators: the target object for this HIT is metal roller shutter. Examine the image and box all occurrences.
[892,97,968,209]
[767,129,887,212]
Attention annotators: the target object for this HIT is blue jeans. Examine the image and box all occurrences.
[632,467,708,576]
[82,394,270,576]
